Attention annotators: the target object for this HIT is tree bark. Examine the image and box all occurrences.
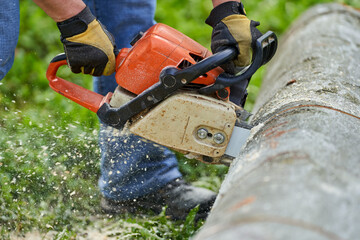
[194,4,360,240]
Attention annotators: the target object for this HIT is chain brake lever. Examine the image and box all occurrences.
[198,31,278,95]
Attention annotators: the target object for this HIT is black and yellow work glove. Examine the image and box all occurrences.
[57,6,116,76]
[206,1,263,74]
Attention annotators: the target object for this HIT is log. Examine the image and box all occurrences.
[194,4,360,240]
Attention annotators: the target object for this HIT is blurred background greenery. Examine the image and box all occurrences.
[0,0,358,238]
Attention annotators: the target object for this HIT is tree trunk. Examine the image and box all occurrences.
[194,4,360,240]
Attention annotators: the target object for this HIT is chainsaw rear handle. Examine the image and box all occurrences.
[199,31,278,94]
[46,53,111,113]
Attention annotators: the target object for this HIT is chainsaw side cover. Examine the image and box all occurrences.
[128,92,237,160]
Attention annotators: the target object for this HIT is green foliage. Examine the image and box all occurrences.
[1,0,358,239]
[68,207,204,240]
[53,229,78,240]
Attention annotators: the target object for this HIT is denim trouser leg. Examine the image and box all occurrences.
[0,0,19,80]
[84,0,182,200]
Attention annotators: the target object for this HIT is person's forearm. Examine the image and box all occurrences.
[212,0,240,8]
[32,0,86,22]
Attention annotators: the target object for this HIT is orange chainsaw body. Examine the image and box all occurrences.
[115,23,223,95]
[46,23,277,164]
[46,23,227,114]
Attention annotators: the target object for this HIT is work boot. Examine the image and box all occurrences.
[100,178,217,220]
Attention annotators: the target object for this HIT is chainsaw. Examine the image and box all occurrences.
[46,23,277,165]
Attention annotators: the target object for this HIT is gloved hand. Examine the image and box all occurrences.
[206,1,262,74]
[57,6,116,76]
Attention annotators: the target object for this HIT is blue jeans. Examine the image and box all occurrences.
[84,0,182,200]
[0,0,19,80]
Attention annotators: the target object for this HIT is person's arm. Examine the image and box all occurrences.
[33,0,116,76]
[32,0,86,22]
[212,0,240,8]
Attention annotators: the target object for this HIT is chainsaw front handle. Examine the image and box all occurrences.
[46,53,112,113]
[199,31,278,94]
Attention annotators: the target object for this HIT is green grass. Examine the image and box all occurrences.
[1,0,358,239]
